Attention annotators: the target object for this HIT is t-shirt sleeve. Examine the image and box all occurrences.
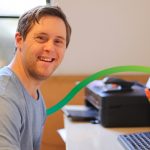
[0,97,22,150]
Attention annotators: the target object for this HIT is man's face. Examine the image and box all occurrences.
[16,16,67,80]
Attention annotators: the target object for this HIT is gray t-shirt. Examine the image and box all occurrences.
[0,67,47,150]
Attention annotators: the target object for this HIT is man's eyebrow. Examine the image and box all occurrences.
[56,36,66,41]
[34,32,47,36]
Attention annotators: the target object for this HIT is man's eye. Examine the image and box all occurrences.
[54,39,65,46]
[55,40,62,44]
[34,36,48,42]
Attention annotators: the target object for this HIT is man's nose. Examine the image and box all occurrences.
[43,40,55,52]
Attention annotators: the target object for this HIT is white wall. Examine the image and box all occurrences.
[53,0,150,75]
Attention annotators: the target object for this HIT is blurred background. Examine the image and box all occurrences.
[1,0,150,149]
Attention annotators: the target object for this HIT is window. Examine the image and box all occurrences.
[0,0,46,17]
[0,18,18,66]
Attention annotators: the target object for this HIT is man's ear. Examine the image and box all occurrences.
[15,32,23,51]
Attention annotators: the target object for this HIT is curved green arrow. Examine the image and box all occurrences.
[46,65,150,116]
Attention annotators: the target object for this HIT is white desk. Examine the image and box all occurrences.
[63,110,150,150]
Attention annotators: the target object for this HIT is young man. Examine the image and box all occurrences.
[0,5,71,150]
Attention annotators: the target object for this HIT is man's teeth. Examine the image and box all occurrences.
[39,56,54,62]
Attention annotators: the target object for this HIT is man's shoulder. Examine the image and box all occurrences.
[0,67,13,91]
[0,67,15,92]
[0,66,23,101]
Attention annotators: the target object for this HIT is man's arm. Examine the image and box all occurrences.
[0,97,22,150]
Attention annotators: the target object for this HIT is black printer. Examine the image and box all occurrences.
[85,77,150,127]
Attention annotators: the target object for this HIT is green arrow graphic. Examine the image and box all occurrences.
[46,65,150,116]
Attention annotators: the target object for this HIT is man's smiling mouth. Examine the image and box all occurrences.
[38,56,55,62]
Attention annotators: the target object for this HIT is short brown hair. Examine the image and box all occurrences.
[17,5,71,48]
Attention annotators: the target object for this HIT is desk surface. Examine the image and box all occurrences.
[63,106,150,150]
